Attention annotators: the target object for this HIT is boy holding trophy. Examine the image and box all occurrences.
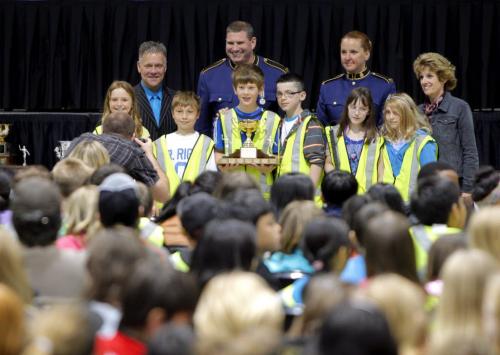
[214,64,280,198]
[275,73,326,188]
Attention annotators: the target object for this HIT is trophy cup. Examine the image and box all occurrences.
[55,141,71,160]
[218,119,280,166]
[239,119,259,159]
[0,124,11,165]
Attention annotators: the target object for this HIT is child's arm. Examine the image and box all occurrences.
[304,118,326,185]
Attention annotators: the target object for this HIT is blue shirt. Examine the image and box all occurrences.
[141,81,163,126]
[385,131,437,176]
[340,254,366,285]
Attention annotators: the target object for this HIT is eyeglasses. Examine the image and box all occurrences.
[276,91,302,99]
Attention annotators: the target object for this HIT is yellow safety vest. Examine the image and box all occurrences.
[409,224,462,277]
[380,134,436,201]
[220,109,280,198]
[93,125,151,139]
[153,134,214,196]
[170,251,190,272]
[325,125,381,193]
[278,114,324,205]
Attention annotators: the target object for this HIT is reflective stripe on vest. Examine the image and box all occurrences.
[278,115,312,177]
[381,134,435,201]
[326,125,380,193]
[170,251,190,272]
[409,224,462,275]
[153,134,214,196]
[221,109,280,196]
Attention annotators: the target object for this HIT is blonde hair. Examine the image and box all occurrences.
[0,229,33,303]
[172,91,201,113]
[468,206,500,263]
[194,271,283,353]
[434,249,499,338]
[413,52,457,91]
[363,273,427,355]
[67,140,110,170]
[63,185,100,240]
[381,93,431,141]
[279,200,323,253]
[22,304,93,355]
[52,158,93,198]
[483,273,500,354]
[0,284,25,355]
[102,80,144,137]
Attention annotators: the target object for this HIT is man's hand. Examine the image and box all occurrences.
[134,137,154,157]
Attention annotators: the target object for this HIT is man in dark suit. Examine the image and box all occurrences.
[135,41,176,140]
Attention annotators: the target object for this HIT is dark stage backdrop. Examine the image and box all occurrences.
[1,0,499,111]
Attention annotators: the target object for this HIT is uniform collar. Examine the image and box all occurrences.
[228,54,259,70]
[345,68,370,80]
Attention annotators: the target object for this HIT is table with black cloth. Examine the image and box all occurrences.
[0,112,100,169]
[0,111,499,171]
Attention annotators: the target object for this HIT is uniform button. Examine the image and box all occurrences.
[218,97,222,102]
[352,81,356,85]
[333,101,337,105]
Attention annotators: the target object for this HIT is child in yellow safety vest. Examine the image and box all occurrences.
[153,91,217,197]
[378,93,437,201]
[275,73,325,188]
[213,64,280,199]
[324,87,381,194]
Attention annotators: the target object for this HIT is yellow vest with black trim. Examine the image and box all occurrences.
[153,134,214,196]
[325,125,381,193]
[409,224,462,277]
[220,109,280,198]
[277,114,324,205]
[380,134,436,201]
[94,125,151,139]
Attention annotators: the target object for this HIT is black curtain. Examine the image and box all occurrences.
[1,0,499,111]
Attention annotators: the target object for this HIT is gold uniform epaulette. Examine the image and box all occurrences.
[321,73,344,85]
[263,58,288,73]
[201,58,226,73]
[371,72,394,83]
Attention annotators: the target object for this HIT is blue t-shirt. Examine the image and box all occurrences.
[385,130,437,176]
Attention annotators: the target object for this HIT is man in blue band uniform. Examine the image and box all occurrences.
[196,20,288,137]
[134,41,176,140]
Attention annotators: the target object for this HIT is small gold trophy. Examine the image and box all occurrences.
[0,123,11,165]
[218,118,280,166]
[239,119,259,159]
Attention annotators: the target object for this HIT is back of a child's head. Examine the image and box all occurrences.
[191,219,256,288]
[177,192,219,242]
[410,175,461,226]
[271,173,314,216]
[0,170,13,211]
[321,170,358,207]
[172,91,201,113]
[301,217,350,272]
[52,158,93,198]
[220,189,273,225]
[280,200,323,254]
[213,172,260,200]
[472,165,500,202]
[367,183,406,215]
[232,63,265,89]
[89,163,125,186]
[364,210,419,283]
[192,170,222,195]
[136,182,153,217]
[426,234,467,282]
[350,201,389,248]
[342,194,372,228]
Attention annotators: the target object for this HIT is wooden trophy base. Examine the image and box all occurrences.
[218,148,280,166]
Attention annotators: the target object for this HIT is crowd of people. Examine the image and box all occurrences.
[0,18,495,355]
